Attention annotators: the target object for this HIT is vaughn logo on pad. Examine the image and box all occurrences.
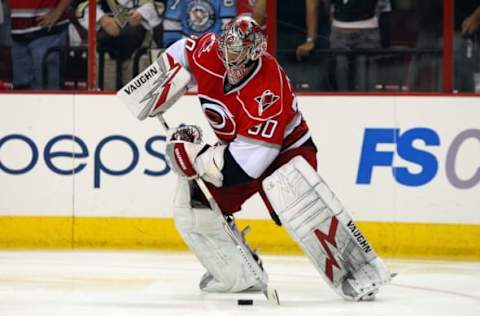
[122,67,159,95]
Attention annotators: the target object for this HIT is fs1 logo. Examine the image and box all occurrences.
[356,128,480,189]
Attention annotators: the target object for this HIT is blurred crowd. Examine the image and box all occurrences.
[0,0,479,93]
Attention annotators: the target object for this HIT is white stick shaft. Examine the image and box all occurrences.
[157,114,169,130]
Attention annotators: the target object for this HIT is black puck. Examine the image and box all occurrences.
[237,299,253,305]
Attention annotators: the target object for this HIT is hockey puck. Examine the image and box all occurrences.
[237,299,253,305]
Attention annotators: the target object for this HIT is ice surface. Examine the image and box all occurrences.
[0,251,478,316]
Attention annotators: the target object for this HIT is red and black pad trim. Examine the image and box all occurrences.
[173,143,197,178]
[314,216,341,282]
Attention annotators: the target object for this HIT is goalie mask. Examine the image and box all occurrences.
[217,16,267,85]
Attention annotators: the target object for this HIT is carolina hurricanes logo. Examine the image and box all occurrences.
[254,90,280,116]
[314,216,341,282]
[199,96,236,136]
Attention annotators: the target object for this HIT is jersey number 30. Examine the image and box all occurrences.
[247,119,278,138]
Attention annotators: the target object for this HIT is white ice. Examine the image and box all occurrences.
[0,251,479,316]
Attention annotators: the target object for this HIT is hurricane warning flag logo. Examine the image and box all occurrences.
[255,90,280,116]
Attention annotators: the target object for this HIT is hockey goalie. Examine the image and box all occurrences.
[117,16,392,301]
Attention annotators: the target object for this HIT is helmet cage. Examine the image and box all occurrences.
[217,17,267,84]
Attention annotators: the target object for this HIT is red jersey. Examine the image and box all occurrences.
[165,32,316,211]
[10,0,68,36]
[184,33,310,157]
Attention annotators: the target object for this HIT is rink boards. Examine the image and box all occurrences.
[0,93,479,259]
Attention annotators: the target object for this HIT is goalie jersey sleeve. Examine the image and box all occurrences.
[184,33,311,184]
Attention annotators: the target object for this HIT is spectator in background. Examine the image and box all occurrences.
[76,0,162,61]
[76,0,163,88]
[0,0,6,45]
[295,0,321,62]
[250,0,265,25]
[0,0,12,47]
[162,0,236,48]
[151,0,166,48]
[9,0,72,89]
[454,0,480,92]
[412,0,480,92]
[408,0,442,91]
[0,0,13,89]
[296,0,391,91]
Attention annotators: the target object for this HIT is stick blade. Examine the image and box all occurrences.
[264,287,280,305]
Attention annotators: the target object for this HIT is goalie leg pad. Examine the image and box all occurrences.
[173,178,268,293]
[262,156,391,300]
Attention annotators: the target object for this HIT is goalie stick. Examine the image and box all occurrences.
[156,114,280,306]
[117,50,279,305]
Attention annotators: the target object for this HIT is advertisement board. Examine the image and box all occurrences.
[1,94,479,257]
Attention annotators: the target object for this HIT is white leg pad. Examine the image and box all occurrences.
[262,156,391,300]
[173,178,268,293]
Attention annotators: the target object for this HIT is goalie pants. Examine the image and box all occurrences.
[200,142,318,220]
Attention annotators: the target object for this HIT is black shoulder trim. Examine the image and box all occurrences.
[221,146,255,187]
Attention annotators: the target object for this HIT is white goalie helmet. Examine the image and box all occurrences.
[217,16,267,84]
